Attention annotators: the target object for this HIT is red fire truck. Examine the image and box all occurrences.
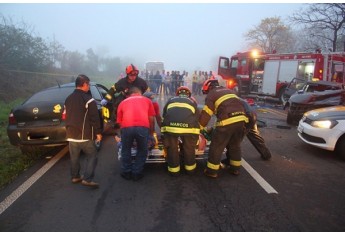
[218,50,345,103]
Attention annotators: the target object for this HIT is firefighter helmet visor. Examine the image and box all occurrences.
[126,64,139,75]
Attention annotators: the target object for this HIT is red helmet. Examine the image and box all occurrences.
[202,79,219,94]
[176,86,191,97]
[126,64,139,75]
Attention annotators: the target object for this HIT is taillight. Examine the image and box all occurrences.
[8,113,16,125]
[62,109,66,120]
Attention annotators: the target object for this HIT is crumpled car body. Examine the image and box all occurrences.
[286,89,345,124]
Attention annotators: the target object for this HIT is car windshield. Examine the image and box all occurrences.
[305,84,342,93]
[288,78,306,90]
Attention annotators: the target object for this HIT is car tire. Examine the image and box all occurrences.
[278,87,287,104]
[286,112,294,125]
[335,135,345,160]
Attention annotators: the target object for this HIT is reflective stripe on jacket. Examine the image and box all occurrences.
[199,86,248,128]
[161,96,200,135]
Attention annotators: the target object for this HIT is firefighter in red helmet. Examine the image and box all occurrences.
[161,86,200,176]
[101,64,148,124]
[199,79,248,178]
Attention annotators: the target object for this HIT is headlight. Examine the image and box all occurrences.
[311,120,338,129]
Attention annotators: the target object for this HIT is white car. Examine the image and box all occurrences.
[297,105,345,160]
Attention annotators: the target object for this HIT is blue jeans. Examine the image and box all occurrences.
[69,140,98,182]
[120,126,149,175]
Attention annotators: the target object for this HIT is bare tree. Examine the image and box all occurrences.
[290,3,345,52]
[244,17,295,53]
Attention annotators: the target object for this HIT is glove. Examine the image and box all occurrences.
[101,98,108,106]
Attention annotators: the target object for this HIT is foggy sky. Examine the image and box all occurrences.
[1,3,304,72]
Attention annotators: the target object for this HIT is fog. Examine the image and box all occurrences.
[1,3,304,72]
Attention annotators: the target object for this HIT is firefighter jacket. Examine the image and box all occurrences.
[199,86,248,128]
[65,89,102,141]
[161,96,200,135]
[104,76,148,102]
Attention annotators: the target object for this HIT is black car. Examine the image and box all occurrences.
[7,82,113,154]
[282,78,344,105]
[285,89,345,125]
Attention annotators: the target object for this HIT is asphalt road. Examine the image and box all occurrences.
[0,94,345,232]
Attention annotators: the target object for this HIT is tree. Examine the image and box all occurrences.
[85,48,99,75]
[244,17,295,53]
[290,3,345,52]
[61,51,84,74]
[48,37,65,70]
[0,15,52,72]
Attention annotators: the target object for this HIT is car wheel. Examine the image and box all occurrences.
[286,111,294,125]
[278,87,287,104]
[335,135,345,160]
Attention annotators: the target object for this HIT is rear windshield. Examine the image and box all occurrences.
[25,87,75,103]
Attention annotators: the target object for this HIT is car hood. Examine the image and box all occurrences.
[304,105,345,121]
[289,89,345,105]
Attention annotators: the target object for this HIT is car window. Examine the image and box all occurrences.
[94,85,108,99]
[90,85,102,101]
[306,84,341,92]
[25,87,75,103]
[288,78,306,90]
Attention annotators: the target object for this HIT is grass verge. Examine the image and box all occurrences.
[0,100,42,190]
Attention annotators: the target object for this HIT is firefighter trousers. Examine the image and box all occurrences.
[246,124,272,160]
[206,122,246,174]
[163,133,198,174]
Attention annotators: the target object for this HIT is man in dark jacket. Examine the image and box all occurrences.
[65,74,102,188]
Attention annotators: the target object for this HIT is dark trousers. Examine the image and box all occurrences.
[163,133,198,173]
[120,126,149,175]
[206,122,246,174]
[246,124,272,159]
[69,140,98,182]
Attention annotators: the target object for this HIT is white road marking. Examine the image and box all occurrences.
[242,158,278,194]
[0,144,277,216]
[0,146,68,215]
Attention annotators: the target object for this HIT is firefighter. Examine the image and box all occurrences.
[101,64,148,124]
[199,79,248,178]
[161,86,200,176]
[220,98,272,169]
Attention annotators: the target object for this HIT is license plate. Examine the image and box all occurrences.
[297,125,303,133]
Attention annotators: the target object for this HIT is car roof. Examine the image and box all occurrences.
[49,82,98,89]
[306,80,343,87]
[21,82,101,104]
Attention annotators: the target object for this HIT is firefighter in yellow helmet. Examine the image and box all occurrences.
[199,79,248,178]
[161,86,200,176]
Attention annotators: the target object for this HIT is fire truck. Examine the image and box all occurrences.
[218,50,345,103]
